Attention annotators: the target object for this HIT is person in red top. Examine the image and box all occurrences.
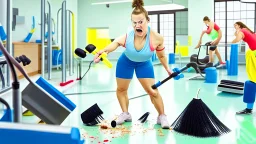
[195,16,226,65]
[232,21,256,51]
[232,21,256,115]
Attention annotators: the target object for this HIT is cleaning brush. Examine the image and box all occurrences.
[171,89,231,138]
[137,112,150,123]
[80,103,105,126]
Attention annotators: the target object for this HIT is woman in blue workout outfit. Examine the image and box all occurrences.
[94,0,171,129]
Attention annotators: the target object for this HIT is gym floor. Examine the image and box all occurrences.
[2,61,256,144]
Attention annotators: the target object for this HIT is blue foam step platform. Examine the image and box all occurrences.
[205,67,217,83]
[217,79,244,95]
[22,77,76,125]
[0,122,85,144]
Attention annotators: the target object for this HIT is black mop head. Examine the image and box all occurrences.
[81,103,105,126]
[171,89,231,137]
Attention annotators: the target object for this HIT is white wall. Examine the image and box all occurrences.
[175,0,188,8]
[13,0,41,42]
[12,0,77,48]
[77,0,188,49]
[77,0,138,48]
[188,0,214,55]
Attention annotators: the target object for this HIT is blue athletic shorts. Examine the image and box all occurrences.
[116,53,155,79]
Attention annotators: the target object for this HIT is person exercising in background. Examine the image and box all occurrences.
[195,16,226,66]
[231,21,256,115]
[94,0,171,129]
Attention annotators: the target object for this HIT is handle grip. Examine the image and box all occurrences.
[151,65,189,89]
[151,72,179,89]
[152,81,161,89]
[99,52,113,68]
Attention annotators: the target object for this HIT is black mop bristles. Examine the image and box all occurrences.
[171,89,231,137]
[80,103,105,126]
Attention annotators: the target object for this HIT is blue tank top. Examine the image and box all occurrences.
[124,26,154,62]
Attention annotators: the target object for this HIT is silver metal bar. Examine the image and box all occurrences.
[41,0,45,78]
[66,11,69,75]
[13,87,21,122]
[71,11,74,74]
[47,1,52,80]
[75,58,82,80]
[51,18,55,44]
[56,8,61,44]
[66,11,69,74]
[5,0,10,87]
[218,42,245,47]
[65,5,68,76]
[7,0,21,123]
[61,0,66,82]
[79,61,81,79]
[0,86,11,94]
[68,11,72,76]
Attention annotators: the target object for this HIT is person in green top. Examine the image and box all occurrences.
[195,16,226,66]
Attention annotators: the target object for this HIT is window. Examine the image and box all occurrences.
[148,14,158,32]
[214,0,255,60]
[215,1,226,59]
[160,14,175,54]
[148,13,175,54]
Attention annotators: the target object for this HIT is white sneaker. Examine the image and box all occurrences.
[157,114,170,129]
[116,112,132,125]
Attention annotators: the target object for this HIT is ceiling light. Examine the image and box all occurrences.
[91,0,132,5]
[144,4,185,11]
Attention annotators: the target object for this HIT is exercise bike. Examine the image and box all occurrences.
[190,41,226,69]
[190,41,211,65]
[188,42,215,80]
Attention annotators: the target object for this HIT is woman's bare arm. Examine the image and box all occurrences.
[102,34,126,54]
